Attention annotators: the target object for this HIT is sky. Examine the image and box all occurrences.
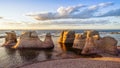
[0,0,120,30]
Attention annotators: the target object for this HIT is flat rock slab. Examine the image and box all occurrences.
[21,58,120,68]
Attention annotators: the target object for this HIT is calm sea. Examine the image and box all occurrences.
[0,29,120,68]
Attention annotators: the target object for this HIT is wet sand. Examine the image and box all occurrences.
[20,47,120,68]
[21,58,120,68]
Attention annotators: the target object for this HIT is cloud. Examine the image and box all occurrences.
[98,2,114,7]
[27,4,86,20]
[27,2,114,20]
[23,17,120,30]
[100,8,120,17]
[0,17,3,19]
[27,12,57,20]
[0,16,119,29]
[74,2,114,18]
[57,4,86,16]
[30,17,114,26]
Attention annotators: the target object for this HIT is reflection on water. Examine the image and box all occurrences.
[0,35,112,68]
[18,49,39,61]
[0,42,103,68]
[60,43,73,52]
[0,43,73,68]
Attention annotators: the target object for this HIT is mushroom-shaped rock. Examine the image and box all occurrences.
[2,31,17,47]
[12,31,54,49]
[58,30,75,44]
[73,34,85,50]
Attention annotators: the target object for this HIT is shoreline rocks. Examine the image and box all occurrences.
[2,30,119,56]
[73,30,118,55]
[94,36,118,55]
[13,31,54,49]
[73,34,85,50]
[2,31,17,47]
[58,30,75,44]
[42,33,54,49]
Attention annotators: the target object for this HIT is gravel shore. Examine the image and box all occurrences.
[21,58,120,68]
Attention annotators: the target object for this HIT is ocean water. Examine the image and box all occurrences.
[0,30,120,68]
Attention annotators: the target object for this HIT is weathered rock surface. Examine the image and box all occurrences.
[82,30,100,39]
[73,30,100,49]
[81,37,97,55]
[2,31,17,47]
[13,31,54,49]
[81,36,118,55]
[58,30,75,44]
[94,36,118,55]
[73,30,118,55]
[42,33,54,48]
[73,34,85,50]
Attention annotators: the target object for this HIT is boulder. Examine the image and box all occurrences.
[58,30,75,44]
[73,30,99,53]
[81,36,118,55]
[73,30,100,54]
[82,30,100,39]
[2,31,17,47]
[94,36,118,55]
[73,34,85,50]
[81,37,97,55]
[12,31,54,49]
[42,33,54,49]
[72,30,118,55]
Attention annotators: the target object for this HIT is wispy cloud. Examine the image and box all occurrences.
[26,2,114,20]
[22,16,119,28]
[100,8,120,17]
[98,2,114,7]
[24,17,120,29]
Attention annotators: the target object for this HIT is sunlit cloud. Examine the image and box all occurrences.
[27,2,114,20]
[57,4,86,16]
